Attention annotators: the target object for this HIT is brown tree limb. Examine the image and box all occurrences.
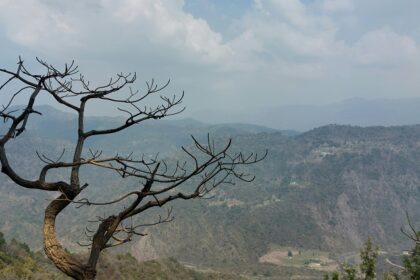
[0,57,264,279]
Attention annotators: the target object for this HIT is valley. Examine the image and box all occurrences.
[0,106,419,278]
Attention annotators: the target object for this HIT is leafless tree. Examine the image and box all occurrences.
[0,58,265,280]
[401,211,420,245]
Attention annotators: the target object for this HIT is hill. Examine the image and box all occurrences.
[0,106,419,278]
[132,125,420,270]
[193,97,420,131]
[0,232,244,280]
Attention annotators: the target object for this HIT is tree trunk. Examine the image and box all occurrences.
[44,194,96,280]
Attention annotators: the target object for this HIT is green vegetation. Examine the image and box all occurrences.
[342,264,357,280]
[324,234,420,280]
[359,238,379,280]
[384,272,401,280]
[0,232,245,280]
[0,235,65,279]
[1,107,420,277]
[95,254,246,280]
[402,233,420,280]
[324,238,378,280]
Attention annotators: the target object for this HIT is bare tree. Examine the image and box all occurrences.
[0,58,265,280]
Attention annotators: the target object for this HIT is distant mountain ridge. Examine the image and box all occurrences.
[192,97,420,131]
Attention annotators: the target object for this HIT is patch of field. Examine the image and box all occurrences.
[259,247,338,272]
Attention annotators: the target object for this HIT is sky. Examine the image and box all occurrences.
[1,0,420,123]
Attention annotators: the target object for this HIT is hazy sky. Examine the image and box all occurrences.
[1,0,420,121]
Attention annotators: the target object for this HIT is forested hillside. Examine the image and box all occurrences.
[0,106,419,277]
[0,232,244,280]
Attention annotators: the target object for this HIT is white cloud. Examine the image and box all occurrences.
[0,0,77,49]
[234,1,420,73]
[323,0,354,13]
[268,0,309,28]
[0,0,231,64]
[106,0,231,63]
[2,0,417,75]
[353,29,420,66]
[225,0,346,77]
[1,0,420,119]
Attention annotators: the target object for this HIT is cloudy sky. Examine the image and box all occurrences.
[1,0,419,123]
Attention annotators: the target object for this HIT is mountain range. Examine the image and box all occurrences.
[0,105,419,279]
[191,97,420,131]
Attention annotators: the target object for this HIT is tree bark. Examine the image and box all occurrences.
[44,194,96,280]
